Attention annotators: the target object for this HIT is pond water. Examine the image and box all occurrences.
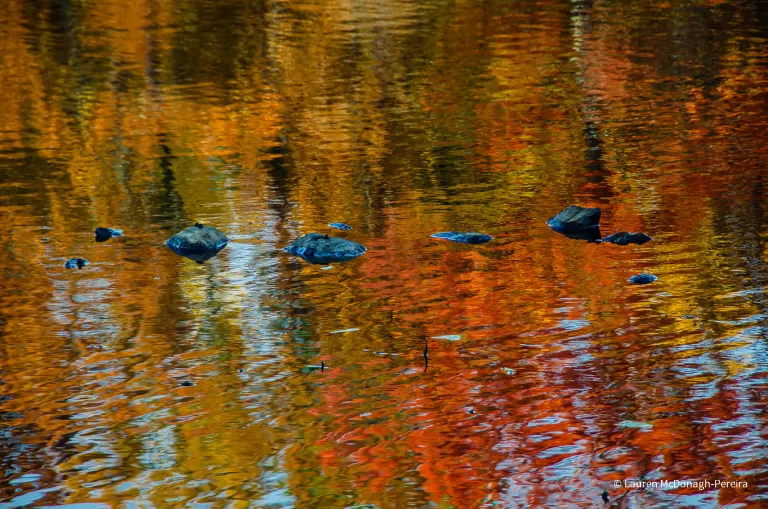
[1,0,767,507]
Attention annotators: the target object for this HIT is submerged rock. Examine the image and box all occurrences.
[628,273,657,284]
[547,205,601,233]
[165,223,230,264]
[94,227,123,242]
[328,222,352,231]
[600,232,652,245]
[283,233,366,264]
[430,231,493,244]
[64,258,89,269]
[555,228,602,242]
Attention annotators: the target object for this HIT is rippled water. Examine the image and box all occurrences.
[1,0,767,507]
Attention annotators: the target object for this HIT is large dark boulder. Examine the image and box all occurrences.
[165,223,229,264]
[430,231,493,244]
[95,227,123,242]
[600,232,652,245]
[283,233,366,264]
[547,205,601,233]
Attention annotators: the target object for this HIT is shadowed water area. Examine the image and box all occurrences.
[1,0,768,507]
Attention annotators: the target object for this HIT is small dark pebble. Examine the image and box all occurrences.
[179,381,194,387]
[328,222,352,231]
[628,273,657,284]
[64,258,89,269]
[95,227,123,242]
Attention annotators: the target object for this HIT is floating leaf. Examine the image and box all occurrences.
[431,334,461,341]
[618,420,653,430]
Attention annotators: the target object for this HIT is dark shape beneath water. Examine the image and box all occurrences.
[283,233,366,264]
[629,273,657,284]
[328,222,352,231]
[600,231,652,245]
[547,205,601,233]
[430,231,493,244]
[64,258,89,269]
[165,222,230,264]
[95,227,123,242]
[554,228,602,242]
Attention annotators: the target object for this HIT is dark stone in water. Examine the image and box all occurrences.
[283,233,366,264]
[628,273,657,284]
[600,231,652,245]
[165,222,230,264]
[64,258,89,269]
[430,231,493,244]
[328,222,352,231]
[547,205,601,233]
[94,227,123,242]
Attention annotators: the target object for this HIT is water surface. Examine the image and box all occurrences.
[1,0,767,507]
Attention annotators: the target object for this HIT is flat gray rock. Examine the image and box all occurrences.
[600,232,652,245]
[547,205,601,233]
[166,223,229,263]
[283,233,366,264]
[430,231,493,244]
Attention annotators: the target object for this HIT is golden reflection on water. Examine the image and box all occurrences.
[1,0,767,507]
